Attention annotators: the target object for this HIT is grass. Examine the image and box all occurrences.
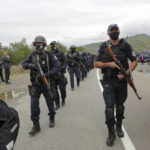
[0,65,29,90]
[0,65,29,82]
[10,65,29,79]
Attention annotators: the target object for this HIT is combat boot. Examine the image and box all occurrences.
[106,125,116,146]
[29,120,40,136]
[62,99,65,106]
[116,120,124,137]
[55,105,60,110]
[49,115,55,128]
[82,77,84,81]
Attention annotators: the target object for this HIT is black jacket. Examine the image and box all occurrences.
[2,56,10,69]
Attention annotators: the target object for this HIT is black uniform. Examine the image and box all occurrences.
[95,23,137,146]
[23,50,60,134]
[2,56,10,83]
[95,39,136,126]
[79,52,87,81]
[52,49,68,108]
[67,50,81,89]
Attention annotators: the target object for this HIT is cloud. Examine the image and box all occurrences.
[0,0,150,47]
[121,19,150,36]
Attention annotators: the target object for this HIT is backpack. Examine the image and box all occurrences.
[0,100,20,150]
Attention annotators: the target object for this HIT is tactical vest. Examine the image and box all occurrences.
[101,39,129,78]
[55,51,64,65]
[67,52,79,66]
[30,51,49,84]
[68,52,78,58]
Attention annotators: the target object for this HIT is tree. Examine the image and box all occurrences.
[9,38,33,65]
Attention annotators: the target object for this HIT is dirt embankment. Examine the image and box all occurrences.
[0,73,30,94]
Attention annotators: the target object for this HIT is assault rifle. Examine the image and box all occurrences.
[31,54,53,98]
[106,43,142,100]
[69,58,85,69]
[69,59,78,66]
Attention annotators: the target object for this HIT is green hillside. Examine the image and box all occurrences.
[83,34,150,54]
[83,42,101,54]
[127,34,150,53]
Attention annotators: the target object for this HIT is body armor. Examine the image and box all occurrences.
[67,52,79,66]
[30,52,49,84]
[101,39,129,78]
[55,51,64,65]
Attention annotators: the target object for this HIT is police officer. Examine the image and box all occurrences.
[94,24,137,146]
[79,52,87,81]
[50,41,68,109]
[67,45,81,90]
[23,36,60,136]
[2,52,11,84]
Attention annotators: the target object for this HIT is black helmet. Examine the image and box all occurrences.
[107,24,119,32]
[50,41,57,45]
[70,45,76,49]
[33,35,47,46]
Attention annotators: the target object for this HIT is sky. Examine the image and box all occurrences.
[0,0,150,47]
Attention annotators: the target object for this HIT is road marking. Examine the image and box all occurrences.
[96,69,136,150]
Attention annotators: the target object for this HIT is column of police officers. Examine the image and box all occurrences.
[67,45,95,90]
[0,24,141,149]
[23,35,95,136]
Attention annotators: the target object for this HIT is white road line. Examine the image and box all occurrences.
[96,69,136,150]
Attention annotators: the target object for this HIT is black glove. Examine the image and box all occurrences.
[61,69,66,73]
[29,64,37,70]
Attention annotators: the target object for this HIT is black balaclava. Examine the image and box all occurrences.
[35,45,45,53]
[52,46,58,53]
[71,48,75,53]
[109,32,119,40]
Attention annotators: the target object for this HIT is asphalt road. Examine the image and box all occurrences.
[5,66,150,150]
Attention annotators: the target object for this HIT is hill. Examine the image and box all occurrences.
[83,34,150,54]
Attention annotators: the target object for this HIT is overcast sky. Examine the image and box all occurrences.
[0,0,150,47]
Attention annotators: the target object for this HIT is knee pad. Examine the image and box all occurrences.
[105,108,114,119]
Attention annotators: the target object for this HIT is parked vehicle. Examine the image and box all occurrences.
[137,54,150,62]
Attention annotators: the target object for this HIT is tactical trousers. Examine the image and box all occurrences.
[58,73,67,100]
[0,69,4,82]
[30,84,56,121]
[103,77,127,125]
[80,67,86,80]
[4,68,10,82]
[69,66,81,88]
[54,73,67,106]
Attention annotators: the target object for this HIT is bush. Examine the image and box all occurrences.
[10,65,28,75]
